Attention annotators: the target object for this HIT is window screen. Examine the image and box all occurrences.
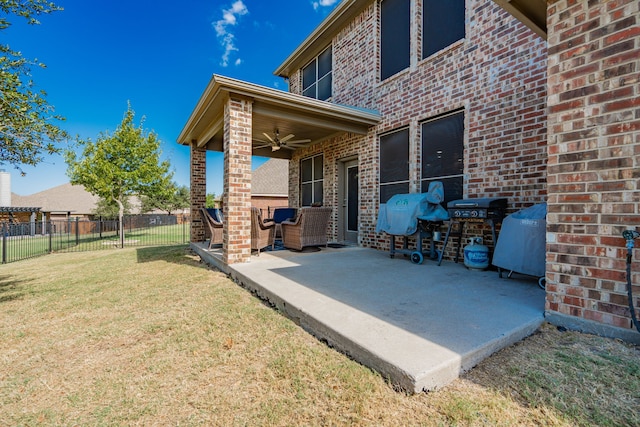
[380,128,409,203]
[423,0,465,59]
[421,111,464,203]
[381,0,410,81]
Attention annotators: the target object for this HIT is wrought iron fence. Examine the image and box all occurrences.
[1,214,191,264]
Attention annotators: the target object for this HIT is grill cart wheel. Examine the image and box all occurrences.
[410,251,424,264]
[538,277,546,290]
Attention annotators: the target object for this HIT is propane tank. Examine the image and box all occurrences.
[464,237,489,270]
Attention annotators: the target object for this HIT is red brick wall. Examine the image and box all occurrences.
[546,0,640,334]
[288,0,547,251]
[223,96,253,264]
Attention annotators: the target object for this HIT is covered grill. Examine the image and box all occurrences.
[438,198,508,266]
[492,203,547,288]
[376,183,449,264]
[447,198,508,221]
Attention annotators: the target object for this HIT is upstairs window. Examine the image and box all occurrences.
[381,0,410,81]
[380,128,410,203]
[302,46,332,101]
[422,0,465,59]
[301,154,324,206]
[421,110,464,203]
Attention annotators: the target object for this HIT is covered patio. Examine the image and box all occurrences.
[177,75,380,265]
[192,243,545,393]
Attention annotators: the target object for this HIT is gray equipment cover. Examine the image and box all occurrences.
[417,181,450,223]
[376,193,432,236]
[492,203,547,277]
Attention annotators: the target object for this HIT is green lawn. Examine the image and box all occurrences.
[1,223,188,262]
[1,246,638,426]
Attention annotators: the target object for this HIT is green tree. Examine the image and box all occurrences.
[93,196,133,219]
[66,103,172,245]
[140,183,190,215]
[206,193,217,208]
[0,0,70,174]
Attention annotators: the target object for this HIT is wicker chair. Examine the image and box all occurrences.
[251,207,275,255]
[201,208,223,249]
[281,207,332,251]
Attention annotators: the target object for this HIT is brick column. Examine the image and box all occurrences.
[546,0,640,341]
[190,141,207,243]
[223,95,253,264]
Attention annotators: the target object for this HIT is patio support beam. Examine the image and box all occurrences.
[190,140,207,243]
[223,95,253,264]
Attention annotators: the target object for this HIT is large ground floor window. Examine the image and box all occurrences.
[301,154,323,206]
[379,128,410,203]
[421,110,464,203]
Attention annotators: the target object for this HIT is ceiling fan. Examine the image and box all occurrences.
[253,129,311,151]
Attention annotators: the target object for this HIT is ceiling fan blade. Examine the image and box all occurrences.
[280,134,295,143]
[262,132,275,143]
[280,145,297,150]
[253,144,272,149]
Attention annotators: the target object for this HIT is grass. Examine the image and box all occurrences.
[1,223,188,262]
[1,246,638,426]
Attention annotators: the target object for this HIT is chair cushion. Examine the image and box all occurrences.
[272,208,297,224]
[207,208,223,223]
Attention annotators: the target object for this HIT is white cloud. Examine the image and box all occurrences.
[312,0,340,11]
[213,1,248,67]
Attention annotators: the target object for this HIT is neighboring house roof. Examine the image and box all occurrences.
[11,183,155,215]
[11,183,100,214]
[252,159,289,197]
[11,183,152,215]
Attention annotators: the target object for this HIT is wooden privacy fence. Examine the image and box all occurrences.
[1,214,191,264]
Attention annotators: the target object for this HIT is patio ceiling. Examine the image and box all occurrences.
[177,75,381,160]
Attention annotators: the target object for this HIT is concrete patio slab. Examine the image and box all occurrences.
[192,244,545,393]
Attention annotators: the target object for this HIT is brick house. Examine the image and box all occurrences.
[179,0,639,343]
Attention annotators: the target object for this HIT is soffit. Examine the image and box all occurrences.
[177,75,380,160]
[492,0,548,39]
[273,0,372,78]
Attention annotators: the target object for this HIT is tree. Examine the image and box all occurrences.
[93,196,132,219]
[206,193,217,208]
[66,103,172,246]
[140,183,190,215]
[0,0,70,174]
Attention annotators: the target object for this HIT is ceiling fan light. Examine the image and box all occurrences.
[271,145,280,151]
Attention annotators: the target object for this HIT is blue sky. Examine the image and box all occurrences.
[4,0,341,196]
